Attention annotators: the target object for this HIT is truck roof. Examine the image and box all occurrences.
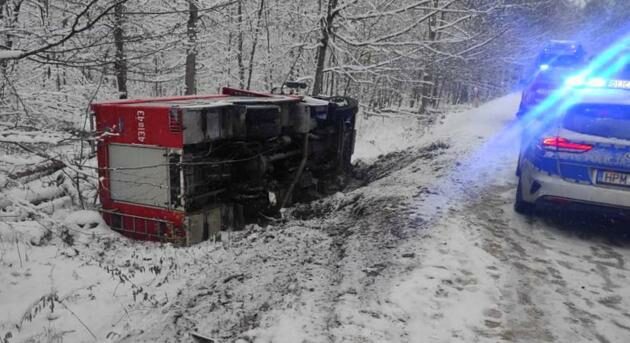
[92,87,302,109]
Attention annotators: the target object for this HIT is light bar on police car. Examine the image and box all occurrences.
[565,76,588,87]
[565,75,630,89]
[586,78,606,87]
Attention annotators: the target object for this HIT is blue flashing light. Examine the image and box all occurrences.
[565,75,585,87]
[586,77,607,88]
[539,64,550,71]
[565,76,607,88]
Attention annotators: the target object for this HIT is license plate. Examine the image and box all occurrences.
[597,170,630,187]
[609,79,630,90]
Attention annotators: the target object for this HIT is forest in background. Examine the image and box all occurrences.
[0,0,629,131]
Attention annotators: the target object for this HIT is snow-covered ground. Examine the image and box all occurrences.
[2,94,630,343]
[352,110,432,162]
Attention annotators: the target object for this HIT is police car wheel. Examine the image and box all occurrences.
[514,177,534,215]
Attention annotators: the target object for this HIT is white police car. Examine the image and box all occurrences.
[515,58,630,215]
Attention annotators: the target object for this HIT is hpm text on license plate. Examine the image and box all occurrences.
[597,170,630,187]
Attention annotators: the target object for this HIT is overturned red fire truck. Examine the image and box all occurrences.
[92,88,357,244]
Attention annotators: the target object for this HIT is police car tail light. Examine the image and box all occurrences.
[542,137,592,153]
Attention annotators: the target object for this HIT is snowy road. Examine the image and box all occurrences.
[3,94,630,342]
[353,94,630,343]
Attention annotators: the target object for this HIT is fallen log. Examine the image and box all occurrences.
[8,160,66,181]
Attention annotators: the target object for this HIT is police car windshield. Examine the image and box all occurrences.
[564,104,630,140]
[538,54,583,68]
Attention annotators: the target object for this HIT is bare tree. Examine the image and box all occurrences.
[246,0,265,90]
[185,0,198,95]
[236,0,245,88]
[114,2,128,99]
[312,0,338,96]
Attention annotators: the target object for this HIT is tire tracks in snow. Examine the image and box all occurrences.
[362,120,630,342]
[445,173,630,342]
[118,142,451,343]
[466,184,558,342]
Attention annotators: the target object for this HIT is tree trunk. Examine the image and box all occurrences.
[237,0,245,89]
[264,1,273,91]
[312,0,338,96]
[114,3,128,99]
[246,0,265,90]
[226,31,232,87]
[419,0,439,114]
[1,0,23,103]
[185,0,198,95]
[0,1,6,98]
[154,56,160,96]
[327,46,336,95]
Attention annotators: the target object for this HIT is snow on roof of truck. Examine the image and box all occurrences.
[92,87,302,109]
[129,96,301,109]
[93,94,301,109]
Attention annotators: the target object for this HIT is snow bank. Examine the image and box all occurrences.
[0,174,69,210]
[62,210,118,243]
[0,221,49,245]
[353,112,428,162]
[353,103,486,163]
[63,209,105,227]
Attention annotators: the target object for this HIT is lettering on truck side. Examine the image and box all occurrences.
[137,110,146,142]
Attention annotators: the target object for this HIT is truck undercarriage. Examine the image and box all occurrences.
[93,89,358,244]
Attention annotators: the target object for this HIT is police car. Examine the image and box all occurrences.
[517,41,587,118]
[515,54,630,215]
[535,40,586,71]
